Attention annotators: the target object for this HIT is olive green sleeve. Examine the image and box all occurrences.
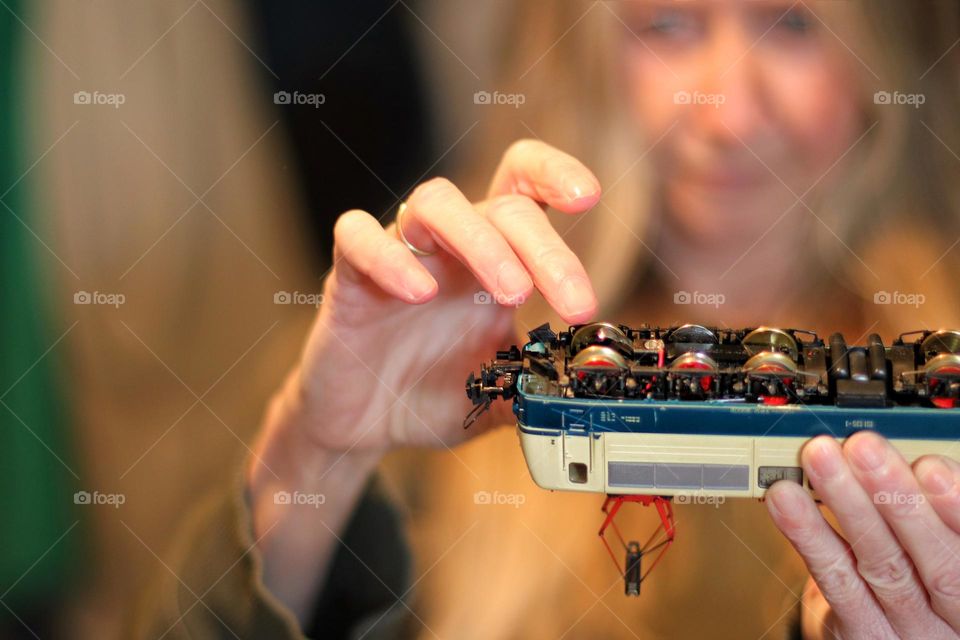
[132,462,414,640]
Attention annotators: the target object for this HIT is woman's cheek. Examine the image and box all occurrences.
[624,50,687,140]
[765,61,863,172]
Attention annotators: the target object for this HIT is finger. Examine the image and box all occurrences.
[481,194,597,323]
[488,139,601,213]
[333,209,438,303]
[915,455,960,532]
[765,480,895,640]
[844,431,960,631]
[401,178,534,304]
[801,436,952,639]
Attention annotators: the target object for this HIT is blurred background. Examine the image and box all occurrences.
[2,1,959,638]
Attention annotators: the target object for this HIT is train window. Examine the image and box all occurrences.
[569,462,588,484]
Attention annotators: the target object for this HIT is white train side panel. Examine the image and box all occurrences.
[517,426,958,499]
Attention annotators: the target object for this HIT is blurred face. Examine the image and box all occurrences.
[619,0,864,246]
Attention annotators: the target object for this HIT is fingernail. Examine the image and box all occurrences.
[850,434,887,471]
[406,271,436,302]
[560,274,596,318]
[768,485,804,518]
[805,438,840,481]
[917,458,955,496]
[561,172,600,202]
[497,261,533,298]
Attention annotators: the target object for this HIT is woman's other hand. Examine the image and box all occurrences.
[767,432,960,639]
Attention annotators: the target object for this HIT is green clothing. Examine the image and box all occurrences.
[0,0,78,611]
[133,465,414,639]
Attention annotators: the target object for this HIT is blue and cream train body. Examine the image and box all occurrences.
[464,322,960,498]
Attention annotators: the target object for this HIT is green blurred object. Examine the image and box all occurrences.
[0,0,79,612]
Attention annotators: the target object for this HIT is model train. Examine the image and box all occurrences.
[464,322,960,498]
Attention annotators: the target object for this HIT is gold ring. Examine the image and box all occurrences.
[396,202,436,257]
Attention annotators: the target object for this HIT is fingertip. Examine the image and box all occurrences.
[800,435,841,481]
[551,189,602,215]
[497,283,534,310]
[915,456,956,497]
[561,303,598,325]
[556,273,598,323]
[765,480,810,523]
[404,270,439,304]
[801,435,836,460]
[843,430,889,472]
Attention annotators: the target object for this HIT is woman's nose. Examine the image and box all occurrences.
[690,23,770,145]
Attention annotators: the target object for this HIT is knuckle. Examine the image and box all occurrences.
[533,243,577,277]
[814,565,864,603]
[457,213,497,244]
[928,567,960,603]
[485,194,539,222]
[333,209,375,247]
[856,551,918,599]
[377,238,411,264]
[505,138,540,160]
[333,209,366,238]
[410,177,457,209]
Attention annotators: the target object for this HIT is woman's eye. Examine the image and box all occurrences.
[775,8,814,34]
[649,11,686,34]
[636,8,702,40]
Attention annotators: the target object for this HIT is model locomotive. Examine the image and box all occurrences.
[464,322,960,593]
[465,321,960,495]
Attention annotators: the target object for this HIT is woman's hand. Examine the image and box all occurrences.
[294,138,602,452]
[766,431,960,639]
[246,140,601,622]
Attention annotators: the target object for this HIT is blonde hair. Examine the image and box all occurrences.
[33,0,317,634]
